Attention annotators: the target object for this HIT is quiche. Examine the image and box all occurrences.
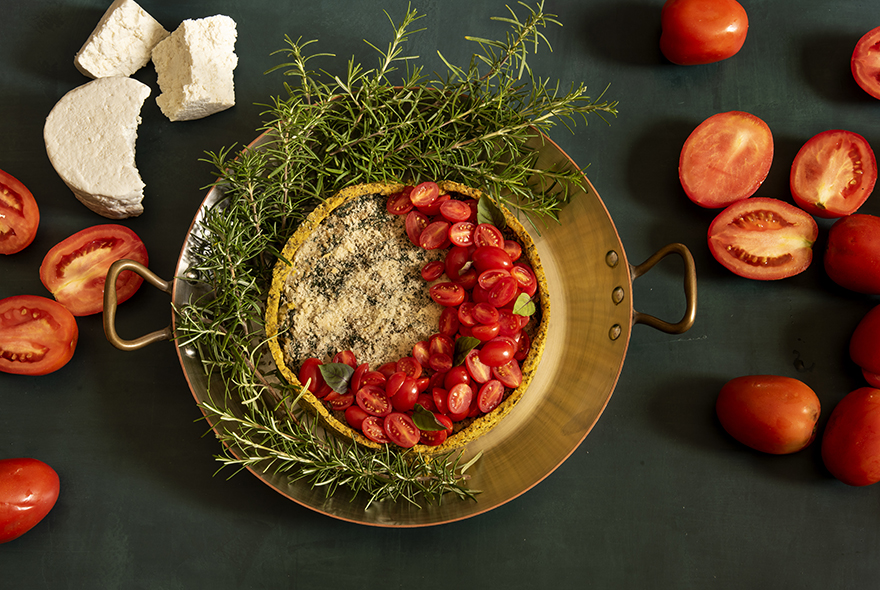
[265,180,549,453]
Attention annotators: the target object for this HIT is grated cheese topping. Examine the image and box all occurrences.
[279,192,445,368]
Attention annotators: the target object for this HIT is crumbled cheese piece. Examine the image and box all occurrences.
[280,193,445,368]
[74,0,169,78]
[44,76,150,219]
[151,15,238,122]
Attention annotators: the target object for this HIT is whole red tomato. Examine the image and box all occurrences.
[716,375,821,454]
[0,458,60,543]
[822,388,880,486]
[850,305,880,387]
[660,0,749,65]
[824,214,880,294]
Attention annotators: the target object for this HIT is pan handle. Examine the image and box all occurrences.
[103,259,174,351]
[630,242,697,334]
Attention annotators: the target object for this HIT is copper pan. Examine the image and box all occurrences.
[103,132,696,527]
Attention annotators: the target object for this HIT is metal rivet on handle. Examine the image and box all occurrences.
[605,250,619,268]
[609,324,622,341]
[612,286,625,305]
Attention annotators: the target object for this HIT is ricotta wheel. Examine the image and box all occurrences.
[266,181,549,454]
[44,76,150,219]
[151,15,238,122]
[74,0,170,78]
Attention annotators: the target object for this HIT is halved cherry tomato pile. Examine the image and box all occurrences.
[298,182,538,448]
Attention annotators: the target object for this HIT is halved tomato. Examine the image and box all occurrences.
[679,111,774,208]
[39,224,148,316]
[852,26,880,100]
[0,295,78,376]
[790,130,877,218]
[0,169,40,255]
[707,197,818,280]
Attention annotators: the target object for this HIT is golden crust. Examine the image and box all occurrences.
[265,181,549,454]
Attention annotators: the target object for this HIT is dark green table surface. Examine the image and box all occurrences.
[3,1,880,587]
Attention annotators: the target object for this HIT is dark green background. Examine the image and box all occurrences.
[2,0,879,587]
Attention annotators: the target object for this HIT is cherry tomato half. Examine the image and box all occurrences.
[361,415,391,444]
[0,295,78,376]
[716,375,820,454]
[660,0,748,66]
[439,199,471,222]
[356,385,392,417]
[790,130,877,218]
[449,221,475,247]
[0,169,40,255]
[409,181,439,208]
[386,187,414,215]
[0,458,60,544]
[824,214,880,294]
[707,197,818,280]
[405,210,429,246]
[473,223,504,248]
[384,412,420,448]
[492,359,522,389]
[852,25,880,100]
[679,111,773,208]
[39,224,148,316]
[447,383,474,420]
[429,282,466,307]
[419,220,451,250]
[477,379,505,414]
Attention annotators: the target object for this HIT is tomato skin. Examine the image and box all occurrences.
[824,214,880,294]
[708,197,818,280]
[821,388,880,486]
[39,224,148,316]
[852,26,880,100]
[0,295,78,376]
[716,375,820,455]
[472,246,513,272]
[479,337,515,367]
[344,405,371,430]
[679,111,773,208]
[0,169,40,255]
[790,130,877,218]
[850,305,880,378]
[0,458,60,544]
[660,0,748,66]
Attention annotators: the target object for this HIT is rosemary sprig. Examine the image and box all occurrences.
[176,1,616,509]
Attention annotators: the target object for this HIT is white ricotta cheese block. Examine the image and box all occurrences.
[152,15,238,122]
[44,77,151,219]
[74,0,169,78]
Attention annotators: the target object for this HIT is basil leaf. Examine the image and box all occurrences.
[512,293,536,317]
[453,336,481,366]
[412,404,446,431]
[318,362,354,393]
[477,196,506,229]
